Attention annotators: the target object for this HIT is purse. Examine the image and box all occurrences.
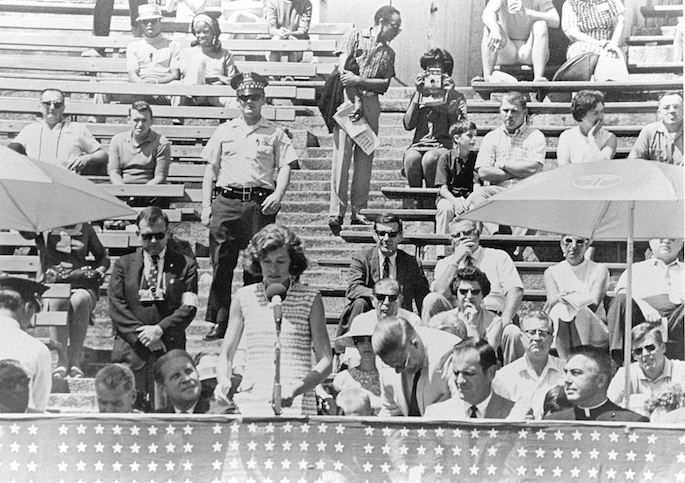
[593,49,629,82]
[45,265,103,291]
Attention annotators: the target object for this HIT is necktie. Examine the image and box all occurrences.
[469,405,479,419]
[383,257,391,279]
[407,369,421,416]
[464,256,474,268]
[149,255,159,289]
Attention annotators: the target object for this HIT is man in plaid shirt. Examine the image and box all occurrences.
[328,5,401,235]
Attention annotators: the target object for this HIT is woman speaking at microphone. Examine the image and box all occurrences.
[214,224,332,416]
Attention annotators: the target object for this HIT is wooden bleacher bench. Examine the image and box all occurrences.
[464,100,660,114]
[640,5,684,18]
[627,35,675,46]
[471,79,683,99]
[627,62,684,74]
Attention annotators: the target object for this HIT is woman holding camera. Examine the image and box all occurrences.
[403,48,467,197]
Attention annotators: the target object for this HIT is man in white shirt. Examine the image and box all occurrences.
[492,311,564,419]
[608,322,685,416]
[607,238,684,363]
[425,337,530,420]
[0,276,51,411]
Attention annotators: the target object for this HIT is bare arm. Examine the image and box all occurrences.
[501,287,523,326]
[610,13,625,47]
[214,295,245,405]
[201,163,220,226]
[523,6,560,28]
[477,166,515,184]
[261,161,294,216]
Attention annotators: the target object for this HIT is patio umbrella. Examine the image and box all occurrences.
[0,145,136,232]
[462,159,684,407]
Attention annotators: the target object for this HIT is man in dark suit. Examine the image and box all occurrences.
[544,345,649,422]
[424,338,530,420]
[336,213,430,344]
[108,206,198,411]
[153,349,228,414]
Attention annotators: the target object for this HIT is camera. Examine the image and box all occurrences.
[139,287,166,302]
[423,67,444,91]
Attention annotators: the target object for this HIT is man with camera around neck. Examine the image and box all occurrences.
[108,206,199,411]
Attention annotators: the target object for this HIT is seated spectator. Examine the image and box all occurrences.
[95,5,181,108]
[154,349,229,413]
[544,345,648,421]
[0,276,51,411]
[561,0,625,61]
[629,91,683,165]
[108,101,171,190]
[0,360,39,413]
[335,214,429,346]
[434,120,477,257]
[675,22,684,63]
[479,0,560,82]
[336,387,373,416]
[14,89,107,174]
[542,384,572,417]
[493,311,565,419]
[264,0,312,63]
[180,14,240,108]
[544,234,609,360]
[426,267,503,351]
[607,237,684,363]
[557,90,617,166]
[424,338,531,420]
[165,0,206,23]
[372,316,460,416]
[423,218,524,363]
[466,91,546,236]
[95,363,138,413]
[608,323,685,417]
[402,48,467,194]
[23,223,109,380]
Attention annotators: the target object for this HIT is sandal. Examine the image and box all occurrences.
[68,366,84,379]
[52,366,67,379]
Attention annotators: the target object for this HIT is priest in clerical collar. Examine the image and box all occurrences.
[544,345,648,422]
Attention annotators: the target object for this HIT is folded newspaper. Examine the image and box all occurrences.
[333,101,381,155]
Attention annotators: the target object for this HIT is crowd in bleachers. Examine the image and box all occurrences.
[0,0,683,436]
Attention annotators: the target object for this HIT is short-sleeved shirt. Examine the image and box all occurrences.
[410,89,467,147]
[497,0,556,41]
[615,257,684,302]
[108,129,171,184]
[126,36,182,81]
[546,259,610,319]
[557,126,616,165]
[201,116,298,190]
[475,124,546,188]
[434,149,476,198]
[14,120,101,170]
[180,47,238,82]
[563,0,626,58]
[335,27,396,82]
[629,121,684,166]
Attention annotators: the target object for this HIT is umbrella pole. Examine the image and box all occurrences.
[623,202,635,408]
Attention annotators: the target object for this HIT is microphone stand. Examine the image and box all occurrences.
[273,301,282,416]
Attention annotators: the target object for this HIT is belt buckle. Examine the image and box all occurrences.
[242,187,252,202]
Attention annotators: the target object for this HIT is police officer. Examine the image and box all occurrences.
[201,72,298,340]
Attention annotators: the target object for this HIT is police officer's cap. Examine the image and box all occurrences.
[0,275,48,301]
[231,72,269,96]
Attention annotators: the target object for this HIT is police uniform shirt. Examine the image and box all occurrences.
[201,116,298,190]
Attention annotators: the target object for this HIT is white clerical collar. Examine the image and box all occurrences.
[578,399,608,417]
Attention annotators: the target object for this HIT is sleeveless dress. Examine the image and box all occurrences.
[235,282,319,416]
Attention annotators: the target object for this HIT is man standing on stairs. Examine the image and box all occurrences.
[108,207,199,411]
[328,5,402,235]
[200,72,298,341]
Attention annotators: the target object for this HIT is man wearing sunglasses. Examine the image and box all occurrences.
[13,88,107,173]
[335,214,429,350]
[608,323,685,416]
[607,237,685,363]
[201,71,298,341]
[0,276,51,412]
[108,206,199,411]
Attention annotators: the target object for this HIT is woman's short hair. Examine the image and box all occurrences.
[190,13,222,51]
[571,90,605,122]
[419,48,454,76]
[450,266,491,298]
[243,224,308,279]
[543,385,572,416]
[448,120,477,138]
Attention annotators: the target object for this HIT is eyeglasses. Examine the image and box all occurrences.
[386,20,402,31]
[141,231,167,241]
[374,293,399,302]
[238,93,263,102]
[523,329,552,338]
[140,18,160,24]
[375,230,400,238]
[352,336,372,345]
[0,375,30,390]
[458,288,482,296]
[451,229,477,239]
[632,343,658,358]
[562,237,588,246]
[41,101,64,109]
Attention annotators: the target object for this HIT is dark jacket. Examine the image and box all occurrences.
[544,399,649,422]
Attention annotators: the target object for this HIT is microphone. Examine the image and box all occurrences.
[265,283,287,333]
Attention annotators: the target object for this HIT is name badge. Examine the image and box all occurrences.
[596,2,610,12]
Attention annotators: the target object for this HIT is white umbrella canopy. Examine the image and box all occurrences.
[0,146,136,232]
[462,159,684,409]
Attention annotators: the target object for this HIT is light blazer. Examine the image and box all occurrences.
[378,327,460,417]
[424,391,532,421]
[345,247,430,312]
[108,247,198,368]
